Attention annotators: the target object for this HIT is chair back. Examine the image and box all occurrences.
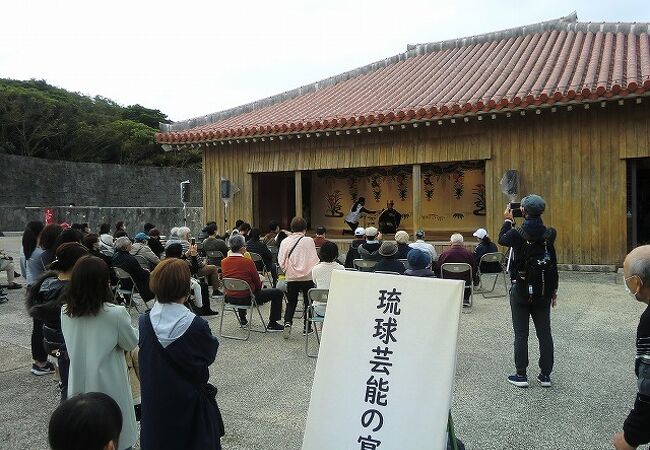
[354,259,377,271]
[308,288,329,304]
[134,254,149,269]
[479,252,504,266]
[113,267,132,280]
[440,262,472,277]
[206,250,224,259]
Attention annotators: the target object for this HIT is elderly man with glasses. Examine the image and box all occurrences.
[613,245,650,450]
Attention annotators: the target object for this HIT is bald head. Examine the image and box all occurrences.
[624,245,650,303]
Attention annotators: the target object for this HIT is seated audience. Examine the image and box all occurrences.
[436,233,476,306]
[374,241,406,274]
[246,228,277,286]
[165,243,218,316]
[114,221,127,237]
[54,228,83,249]
[147,228,165,258]
[26,242,89,400]
[404,249,436,278]
[98,228,115,257]
[82,234,118,285]
[114,230,128,240]
[70,223,90,236]
[313,226,328,248]
[131,232,160,270]
[395,230,411,259]
[358,226,381,260]
[164,227,184,251]
[61,256,138,450]
[344,227,366,268]
[473,228,502,275]
[202,224,229,264]
[48,392,123,450]
[111,237,155,303]
[409,229,438,261]
[139,259,223,450]
[175,226,222,296]
[143,222,156,235]
[0,248,20,289]
[263,220,281,246]
[197,221,217,242]
[311,241,343,316]
[99,223,111,236]
[221,234,284,330]
[238,222,252,241]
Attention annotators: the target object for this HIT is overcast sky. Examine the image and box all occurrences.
[2,1,649,122]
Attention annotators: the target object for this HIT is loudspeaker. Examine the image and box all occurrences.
[181,181,191,204]
[220,179,231,199]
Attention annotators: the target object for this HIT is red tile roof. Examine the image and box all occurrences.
[157,13,650,144]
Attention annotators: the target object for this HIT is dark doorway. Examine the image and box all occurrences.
[254,172,295,231]
[627,158,650,248]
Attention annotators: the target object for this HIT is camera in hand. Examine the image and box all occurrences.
[509,202,523,218]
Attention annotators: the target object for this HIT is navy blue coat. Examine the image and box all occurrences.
[139,312,221,450]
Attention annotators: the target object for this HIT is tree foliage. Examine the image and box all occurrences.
[0,78,200,168]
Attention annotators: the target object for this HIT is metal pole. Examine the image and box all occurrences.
[183,203,187,226]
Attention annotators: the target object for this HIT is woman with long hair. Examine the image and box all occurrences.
[61,256,138,450]
[344,196,376,232]
[139,258,222,450]
[21,221,44,278]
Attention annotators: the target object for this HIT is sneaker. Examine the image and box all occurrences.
[537,374,552,387]
[267,322,284,332]
[31,362,56,376]
[303,326,314,336]
[282,323,292,339]
[507,374,529,388]
[6,282,22,290]
[462,301,472,308]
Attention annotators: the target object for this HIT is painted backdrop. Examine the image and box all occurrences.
[310,163,486,234]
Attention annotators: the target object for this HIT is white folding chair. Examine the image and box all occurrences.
[354,259,377,272]
[477,252,508,298]
[133,254,150,270]
[440,262,474,308]
[305,289,328,358]
[112,267,142,313]
[219,277,267,341]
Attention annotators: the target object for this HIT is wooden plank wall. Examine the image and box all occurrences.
[203,103,649,265]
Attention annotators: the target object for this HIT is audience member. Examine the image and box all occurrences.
[437,233,477,307]
[99,223,111,236]
[165,243,218,316]
[21,221,45,278]
[61,255,138,450]
[409,230,437,261]
[344,227,366,268]
[131,232,160,270]
[164,227,184,251]
[279,217,320,338]
[197,221,217,242]
[139,259,223,450]
[358,226,381,260]
[26,242,88,399]
[82,234,118,285]
[394,230,411,259]
[143,222,156,235]
[147,228,165,258]
[473,228,502,277]
[111,236,155,303]
[59,222,71,230]
[238,222,252,241]
[311,241,343,317]
[54,228,83,250]
[48,392,123,450]
[0,248,20,289]
[246,228,277,286]
[114,221,127,237]
[174,227,222,296]
[263,220,281,247]
[71,223,90,236]
[404,249,435,278]
[313,226,328,248]
[613,245,650,450]
[221,234,284,330]
[374,241,406,274]
[202,224,229,263]
[26,223,62,286]
[99,227,115,257]
[114,230,128,239]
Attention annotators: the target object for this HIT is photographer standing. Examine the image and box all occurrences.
[499,194,558,388]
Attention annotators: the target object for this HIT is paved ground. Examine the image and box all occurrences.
[0,235,643,450]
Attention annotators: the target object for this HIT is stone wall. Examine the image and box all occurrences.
[0,154,204,233]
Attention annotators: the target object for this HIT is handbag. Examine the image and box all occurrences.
[145,313,225,437]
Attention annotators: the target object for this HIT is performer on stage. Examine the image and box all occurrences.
[378,200,402,234]
[344,197,376,233]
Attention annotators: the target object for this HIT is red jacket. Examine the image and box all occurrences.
[436,245,477,285]
[221,254,262,298]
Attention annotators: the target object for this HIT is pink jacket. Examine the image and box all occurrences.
[278,233,320,281]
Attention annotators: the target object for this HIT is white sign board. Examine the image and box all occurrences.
[302,270,464,450]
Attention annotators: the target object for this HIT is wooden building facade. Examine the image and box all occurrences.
[157,14,650,266]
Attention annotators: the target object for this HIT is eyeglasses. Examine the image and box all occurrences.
[624,275,643,296]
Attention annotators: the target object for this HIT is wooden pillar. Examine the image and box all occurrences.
[295,171,303,218]
[412,164,421,235]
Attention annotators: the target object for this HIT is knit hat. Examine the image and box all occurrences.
[114,236,132,251]
[472,228,487,239]
[134,232,149,242]
[395,230,409,244]
[354,227,366,237]
[521,194,546,216]
[99,234,114,247]
[379,241,398,257]
[365,226,378,238]
[407,248,431,270]
[50,242,88,272]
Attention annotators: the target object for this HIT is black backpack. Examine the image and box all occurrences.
[515,228,558,302]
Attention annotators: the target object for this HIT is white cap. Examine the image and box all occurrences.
[473,228,488,239]
[354,227,366,236]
